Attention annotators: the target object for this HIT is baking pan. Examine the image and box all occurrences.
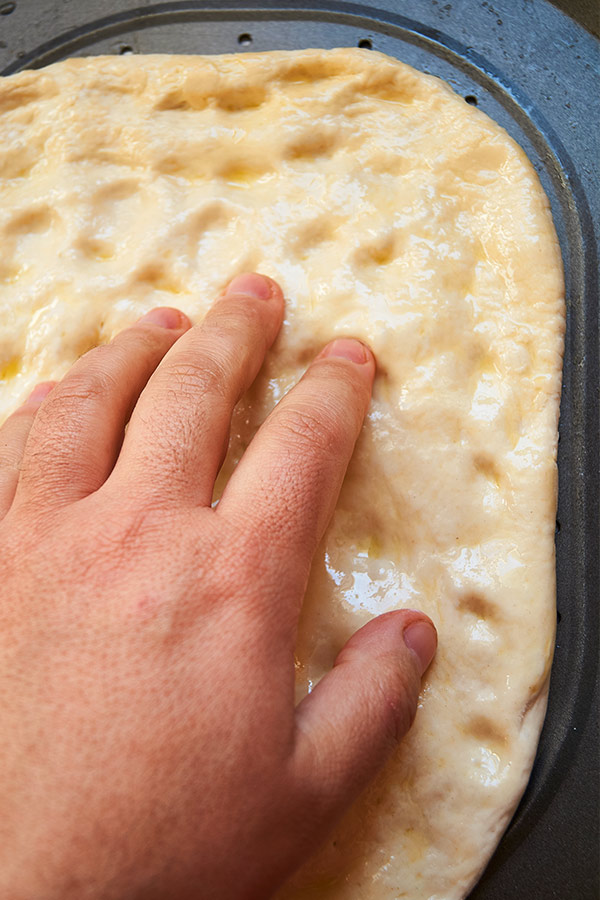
[0,1,598,897]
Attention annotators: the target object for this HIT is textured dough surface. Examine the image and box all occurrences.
[0,49,564,899]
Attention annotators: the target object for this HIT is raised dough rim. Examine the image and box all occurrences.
[0,6,597,897]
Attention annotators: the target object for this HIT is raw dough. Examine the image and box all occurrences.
[0,49,564,899]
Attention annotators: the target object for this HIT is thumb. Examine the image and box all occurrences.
[292,610,436,819]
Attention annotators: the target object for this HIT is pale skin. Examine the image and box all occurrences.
[0,272,437,900]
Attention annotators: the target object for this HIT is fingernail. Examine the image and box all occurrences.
[138,307,187,329]
[403,620,437,675]
[225,272,274,301]
[27,381,56,404]
[319,338,372,365]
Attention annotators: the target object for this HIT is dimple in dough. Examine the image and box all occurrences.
[0,49,564,900]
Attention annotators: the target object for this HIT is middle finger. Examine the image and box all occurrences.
[110,273,284,507]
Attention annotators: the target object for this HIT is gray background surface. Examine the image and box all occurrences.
[0,2,598,898]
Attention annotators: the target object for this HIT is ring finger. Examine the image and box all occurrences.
[14,308,191,509]
[0,382,56,517]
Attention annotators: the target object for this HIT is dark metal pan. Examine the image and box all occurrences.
[1,1,598,897]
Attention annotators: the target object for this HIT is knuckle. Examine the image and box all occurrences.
[48,363,118,412]
[20,442,95,496]
[276,402,348,456]
[16,364,118,483]
[160,353,230,404]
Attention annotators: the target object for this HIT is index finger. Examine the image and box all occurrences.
[218,338,375,631]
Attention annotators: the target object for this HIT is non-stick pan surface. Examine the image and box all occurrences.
[1,2,598,898]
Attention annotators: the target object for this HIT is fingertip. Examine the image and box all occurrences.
[338,608,437,666]
[403,616,438,675]
[25,381,57,405]
[224,272,284,306]
[137,307,191,330]
[318,338,375,368]
[219,272,285,348]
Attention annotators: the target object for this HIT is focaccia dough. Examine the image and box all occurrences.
[0,49,564,899]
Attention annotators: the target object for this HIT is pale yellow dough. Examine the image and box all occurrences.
[0,49,564,899]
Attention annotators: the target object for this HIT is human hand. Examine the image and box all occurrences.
[0,273,436,900]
